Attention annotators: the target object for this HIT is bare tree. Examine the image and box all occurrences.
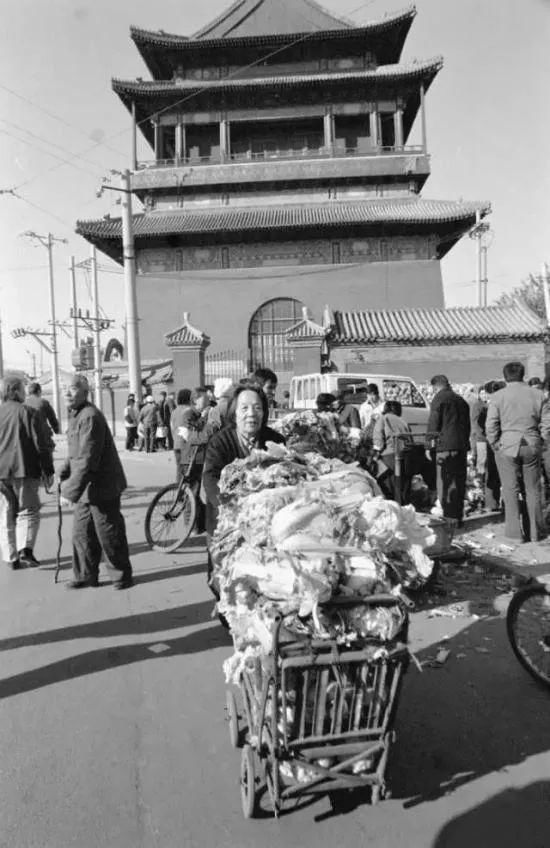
[495,273,545,319]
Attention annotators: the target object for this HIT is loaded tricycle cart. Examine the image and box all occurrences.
[226,594,410,819]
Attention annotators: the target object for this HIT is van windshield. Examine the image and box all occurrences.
[336,378,369,404]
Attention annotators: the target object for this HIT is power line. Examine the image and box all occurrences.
[0,0,375,198]
[0,119,111,173]
[0,81,127,157]
[0,128,104,182]
[10,192,73,230]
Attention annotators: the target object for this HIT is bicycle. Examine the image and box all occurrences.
[144,445,199,553]
[506,576,550,688]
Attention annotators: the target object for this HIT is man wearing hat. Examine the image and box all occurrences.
[59,375,133,589]
[138,394,159,454]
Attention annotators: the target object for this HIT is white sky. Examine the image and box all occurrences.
[0,0,549,370]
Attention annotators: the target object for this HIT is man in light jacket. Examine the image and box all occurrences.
[0,376,54,568]
[486,361,546,542]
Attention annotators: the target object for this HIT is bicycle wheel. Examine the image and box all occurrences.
[144,483,197,553]
[507,583,550,688]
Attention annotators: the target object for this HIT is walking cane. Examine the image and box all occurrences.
[54,481,63,584]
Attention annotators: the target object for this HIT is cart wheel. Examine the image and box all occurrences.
[240,745,257,819]
[226,690,240,748]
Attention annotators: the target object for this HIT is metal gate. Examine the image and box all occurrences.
[249,298,303,372]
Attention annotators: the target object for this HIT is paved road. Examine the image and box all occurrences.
[1,448,549,848]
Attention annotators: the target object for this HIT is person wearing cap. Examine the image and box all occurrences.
[138,394,159,454]
[0,375,54,569]
[59,375,133,589]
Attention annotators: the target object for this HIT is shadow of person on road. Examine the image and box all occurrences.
[0,623,232,700]
[431,781,550,848]
[0,598,216,651]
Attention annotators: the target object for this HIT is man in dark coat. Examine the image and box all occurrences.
[59,375,133,589]
[0,375,54,568]
[25,381,60,454]
[333,390,361,429]
[426,374,471,526]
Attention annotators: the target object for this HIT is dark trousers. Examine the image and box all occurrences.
[125,426,137,451]
[485,443,501,510]
[377,452,413,505]
[166,426,173,450]
[143,426,156,453]
[496,446,543,541]
[435,450,467,522]
[72,497,132,582]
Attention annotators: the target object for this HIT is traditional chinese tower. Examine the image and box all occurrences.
[77,1,489,378]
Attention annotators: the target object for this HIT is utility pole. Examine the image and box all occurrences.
[120,170,142,402]
[90,245,103,411]
[96,171,141,402]
[469,213,491,308]
[70,256,79,348]
[21,231,67,419]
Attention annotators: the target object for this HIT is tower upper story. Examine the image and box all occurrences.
[114,3,440,209]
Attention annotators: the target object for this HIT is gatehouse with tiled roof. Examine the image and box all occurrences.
[76,0,491,385]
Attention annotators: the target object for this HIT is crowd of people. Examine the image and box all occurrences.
[1,360,550,593]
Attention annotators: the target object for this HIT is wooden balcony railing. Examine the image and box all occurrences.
[135,144,427,171]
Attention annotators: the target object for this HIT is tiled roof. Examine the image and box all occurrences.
[76,198,489,243]
[165,314,210,347]
[332,303,545,344]
[286,317,328,340]
[192,0,352,39]
[112,57,442,96]
[130,6,415,49]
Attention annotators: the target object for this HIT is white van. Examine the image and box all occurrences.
[288,372,430,436]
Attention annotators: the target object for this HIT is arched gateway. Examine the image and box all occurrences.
[249,298,304,372]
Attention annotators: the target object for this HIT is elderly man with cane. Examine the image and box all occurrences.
[0,375,54,569]
[58,375,133,589]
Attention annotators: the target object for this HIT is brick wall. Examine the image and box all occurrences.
[138,259,444,359]
[330,341,548,382]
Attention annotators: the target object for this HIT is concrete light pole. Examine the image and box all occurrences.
[90,245,103,411]
[96,171,142,402]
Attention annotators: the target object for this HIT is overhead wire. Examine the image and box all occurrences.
[0,82,127,157]
[0,127,105,182]
[0,118,112,174]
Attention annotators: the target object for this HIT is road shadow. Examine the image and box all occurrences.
[307,560,550,821]
[388,601,550,808]
[432,781,550,848]
[0,623,232,700]
[0,598,216,651]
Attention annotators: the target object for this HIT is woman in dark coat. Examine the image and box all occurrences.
[202,384,285,593]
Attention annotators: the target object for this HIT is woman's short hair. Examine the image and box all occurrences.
[383,400,402,416]
[177,388,192,405]
[228,384,269,429]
